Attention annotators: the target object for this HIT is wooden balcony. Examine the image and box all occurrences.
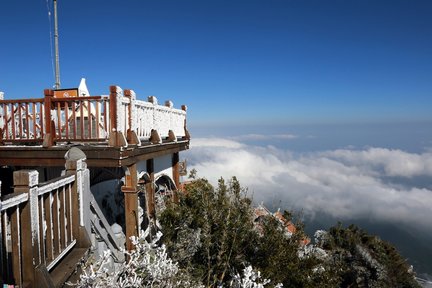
[0,85,190,168]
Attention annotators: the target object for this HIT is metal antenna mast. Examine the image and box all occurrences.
[53,0,61,89]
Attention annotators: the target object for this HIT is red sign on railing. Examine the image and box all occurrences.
[53,88,79,98]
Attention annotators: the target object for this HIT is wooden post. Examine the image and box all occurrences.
[65,152,91,248]
[109,86,118,134]
[13,170,40,285]
[181,105,190,140]
[43,89,54,147]
[124,89,140,146]
[145,159,156,226]
[172,152,180,203]
[109,86,128,147]
[121,164,139,251]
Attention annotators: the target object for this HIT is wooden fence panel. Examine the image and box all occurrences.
[0,99,45,143]
[1,166,82,285]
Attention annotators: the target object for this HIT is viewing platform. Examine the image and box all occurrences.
[0,85,190,168]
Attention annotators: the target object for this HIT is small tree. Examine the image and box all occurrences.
[160,176,340,287]
[160,177,257,286]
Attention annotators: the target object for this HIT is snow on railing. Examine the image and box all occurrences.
[135,98,155,140]
[0,86,188,147]
[133,96,187,141]
[110,86,188,146]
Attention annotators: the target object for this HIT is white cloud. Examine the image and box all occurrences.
[191,137,245,149]
[185,138,432,229]
[230,133,298,141]
[323,148,432,177]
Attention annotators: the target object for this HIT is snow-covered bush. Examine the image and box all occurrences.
[230,266,282,288]
[73,228,202,287]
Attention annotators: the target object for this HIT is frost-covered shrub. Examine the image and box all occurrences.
[73,228,202,288]
[230,266,283,288]
[313,230,328,246]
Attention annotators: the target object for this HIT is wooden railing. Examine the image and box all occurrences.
[0,98,45,143]
[0,157,88,286]
[0,86,188,147]
[51,96,109,142]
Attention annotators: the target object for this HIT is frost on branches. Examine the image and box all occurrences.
[73,228,202,288]
[230,266,283,288]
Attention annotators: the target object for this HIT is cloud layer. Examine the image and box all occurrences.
[185,138,432,229]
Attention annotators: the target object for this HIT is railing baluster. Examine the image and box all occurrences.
[52,189,60,258]
[39,101,44,139]
[38,196,46,264]
[65,182,72,245]
[11,104,16,139]
[59,186,66,250]
[11,206,22,286]
[32,102,37,139]
[18,104,23,140]
[87,99,92,139]
[65,102,69,139]
[44,193,53,262]
[56,102,62,140]
[25,103,30,139]
[103,98,108,135]
[96,100,100,139]
[3,104,9,140]
[80,102,84,139]
[72,101,77,140]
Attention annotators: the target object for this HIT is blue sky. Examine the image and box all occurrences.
[1,0,432,129]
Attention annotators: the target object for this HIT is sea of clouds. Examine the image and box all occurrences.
[185,137,432,230]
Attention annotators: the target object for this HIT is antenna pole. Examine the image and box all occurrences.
[53,0,61,89]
